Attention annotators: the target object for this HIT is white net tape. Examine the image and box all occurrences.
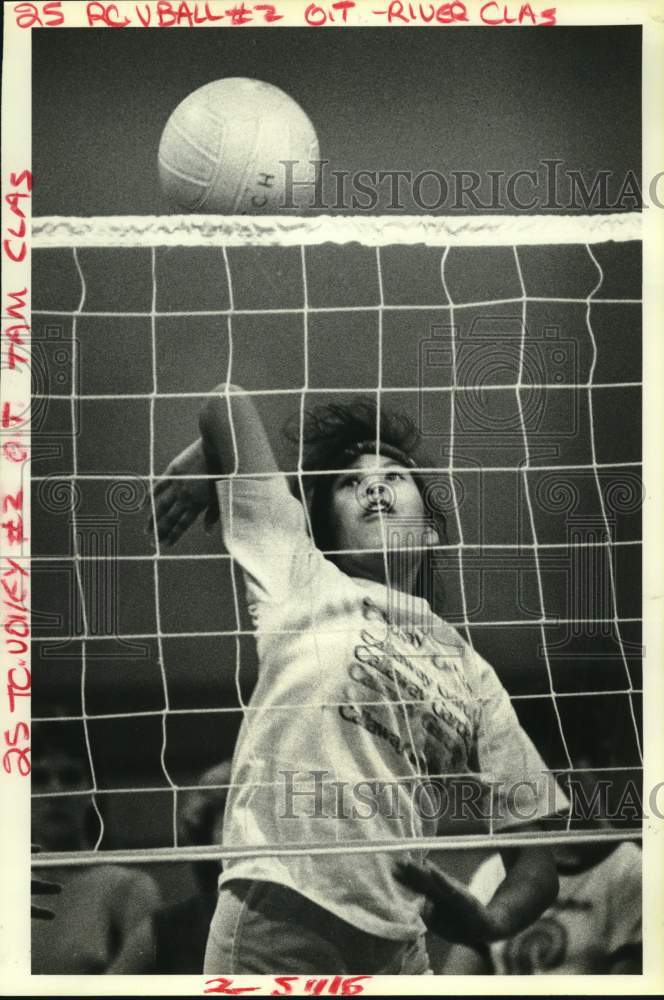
[32,212,642,248]
[30,213,643,865]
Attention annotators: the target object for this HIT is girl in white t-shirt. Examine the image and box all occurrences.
[151,386,566,974]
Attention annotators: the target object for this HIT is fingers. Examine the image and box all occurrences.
[395,859,495,946]
[395,860,465,905]
[145,472,215,545]
[394,859,439,896]
[153,488,179,531]
[204,486,220,533]
[31,870,62,921]
[31,878,62,896]
[394,862,442,933]
[145,486,191,546]
[144,478,173,527]
[153,475,172,499]
[152,509,189,547]
[144,489,177,543]
[164,509,199,548]
[146,438,213,544]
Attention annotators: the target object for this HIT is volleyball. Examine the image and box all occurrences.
[158,78,320,214]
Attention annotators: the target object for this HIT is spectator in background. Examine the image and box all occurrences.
[31,726,162,974]
[444,763,642,975]
[114,760,231,973]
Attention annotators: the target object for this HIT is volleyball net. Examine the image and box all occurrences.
[29,213,643,865]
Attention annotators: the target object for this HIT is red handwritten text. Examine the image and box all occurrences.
[13,1,64,27]
[84,1,284,26]
[372,0,555,22]
[372,1,468,22]
[304,1,355,25]
[3,171,32,263]
[4,288,30,372]
[2,559,31,776]
[13,0,557,26]
[204,976,371,996]
[479,1,556,24]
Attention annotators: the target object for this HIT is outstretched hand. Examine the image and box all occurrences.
[147,438,218,547]
[395,859,507,946]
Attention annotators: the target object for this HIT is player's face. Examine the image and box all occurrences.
[31,751,91,851]
[329,453,437,583]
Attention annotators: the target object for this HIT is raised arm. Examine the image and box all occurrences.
[150,384,279,547]
[198,384,279,477]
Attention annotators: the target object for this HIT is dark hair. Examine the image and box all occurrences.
[285,397,449,610]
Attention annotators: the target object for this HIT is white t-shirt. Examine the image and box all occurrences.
[468,842,642,973]
[217,476,567,940]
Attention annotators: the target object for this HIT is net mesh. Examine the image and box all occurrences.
[30,214,642,864]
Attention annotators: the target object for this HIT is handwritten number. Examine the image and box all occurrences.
[270,977,299,995]
[203,978,259,995]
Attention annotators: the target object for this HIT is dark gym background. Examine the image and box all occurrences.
[32,27,641,217]
[31,26,642,924]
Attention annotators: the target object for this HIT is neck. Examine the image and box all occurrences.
[339,550,422,595]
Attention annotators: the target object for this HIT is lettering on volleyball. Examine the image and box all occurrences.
[249,172,276,209]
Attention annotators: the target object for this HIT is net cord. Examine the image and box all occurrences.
[31,826,642,868]
[32,212,642,248]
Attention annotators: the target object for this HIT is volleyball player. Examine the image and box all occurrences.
[151,386,567,974]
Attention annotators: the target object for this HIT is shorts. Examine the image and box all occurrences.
[204,879,433,975]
